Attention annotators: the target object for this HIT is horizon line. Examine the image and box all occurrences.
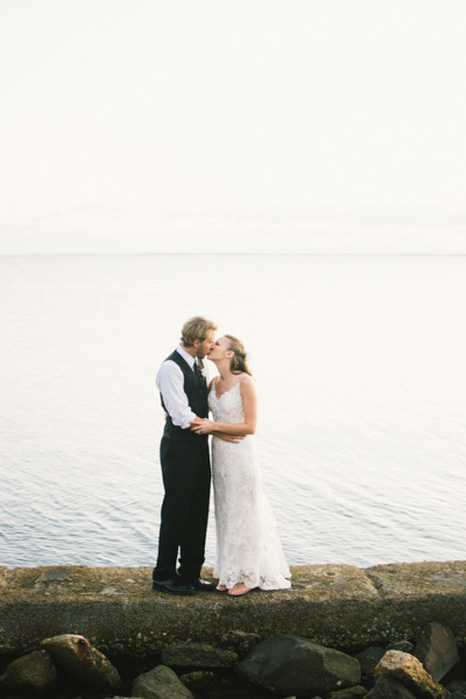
[1,252,466,258]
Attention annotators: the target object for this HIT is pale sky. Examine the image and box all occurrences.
[1,0,466,254]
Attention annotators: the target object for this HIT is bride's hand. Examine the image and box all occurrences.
[190,418,215,434]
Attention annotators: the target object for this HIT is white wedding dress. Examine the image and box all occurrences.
[209,379,291,590]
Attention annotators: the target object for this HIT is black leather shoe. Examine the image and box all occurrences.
[182,577,216,592]
[152,578,194,595]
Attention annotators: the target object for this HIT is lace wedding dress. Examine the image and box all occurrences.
[209,380,291,590]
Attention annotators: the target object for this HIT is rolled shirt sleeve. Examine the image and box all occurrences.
[156,360,197,429]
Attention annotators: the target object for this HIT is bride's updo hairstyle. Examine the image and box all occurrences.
[225,335,253,376]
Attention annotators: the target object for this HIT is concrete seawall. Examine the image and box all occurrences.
[1,561,466,657]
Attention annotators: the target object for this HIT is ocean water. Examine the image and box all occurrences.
[1,253,465,569]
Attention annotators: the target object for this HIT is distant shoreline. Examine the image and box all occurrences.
[2,252,466,258]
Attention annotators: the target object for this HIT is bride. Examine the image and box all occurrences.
[190,335,291,596]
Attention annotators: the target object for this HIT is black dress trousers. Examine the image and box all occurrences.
[153,435,211,581]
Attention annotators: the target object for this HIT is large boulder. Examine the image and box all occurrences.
[374,650,448,699]
[414,622,459,681]
[132,665,193,699]
[40,634,120,691]
[0,649,58,692]
[238,634,361,696]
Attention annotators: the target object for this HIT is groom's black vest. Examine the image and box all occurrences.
[160,350,209,445]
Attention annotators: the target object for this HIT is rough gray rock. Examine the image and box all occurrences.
[0,649,58,692]
[414,622,459,681]
[367,675,417,698]
[238,634,361,696]
[161,643,237,667]
[40,634,120,691]
[132,665,193,699]
[374,650,447,699]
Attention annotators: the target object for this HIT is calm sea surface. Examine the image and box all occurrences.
[1,253,465,569]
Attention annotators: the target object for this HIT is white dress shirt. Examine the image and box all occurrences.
[156,345,199,429]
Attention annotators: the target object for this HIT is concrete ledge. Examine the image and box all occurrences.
[1,562,466,656]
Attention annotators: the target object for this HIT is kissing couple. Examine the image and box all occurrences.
[152,316,291,597]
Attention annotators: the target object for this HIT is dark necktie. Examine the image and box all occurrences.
[194,359,204,379]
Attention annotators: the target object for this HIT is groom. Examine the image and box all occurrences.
[153,316,218,595]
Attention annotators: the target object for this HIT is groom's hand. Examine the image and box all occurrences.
[189,418,243,443]
[190,417,215,434]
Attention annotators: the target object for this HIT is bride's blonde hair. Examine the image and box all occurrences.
[225,335,253,376]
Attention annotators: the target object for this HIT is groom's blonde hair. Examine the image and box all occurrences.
[181,316,217,347]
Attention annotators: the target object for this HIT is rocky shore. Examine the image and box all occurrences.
[1,562,466,698]
[1,623,465,698]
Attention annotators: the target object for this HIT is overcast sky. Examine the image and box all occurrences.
[1,0,466,254]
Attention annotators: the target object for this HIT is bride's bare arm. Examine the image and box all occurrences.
[189,416,243,441]
[190,376,257,436]
[213,431,244,443]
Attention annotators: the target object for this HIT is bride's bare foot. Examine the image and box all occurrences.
[228,582,252,596]
[216,584,227,592]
